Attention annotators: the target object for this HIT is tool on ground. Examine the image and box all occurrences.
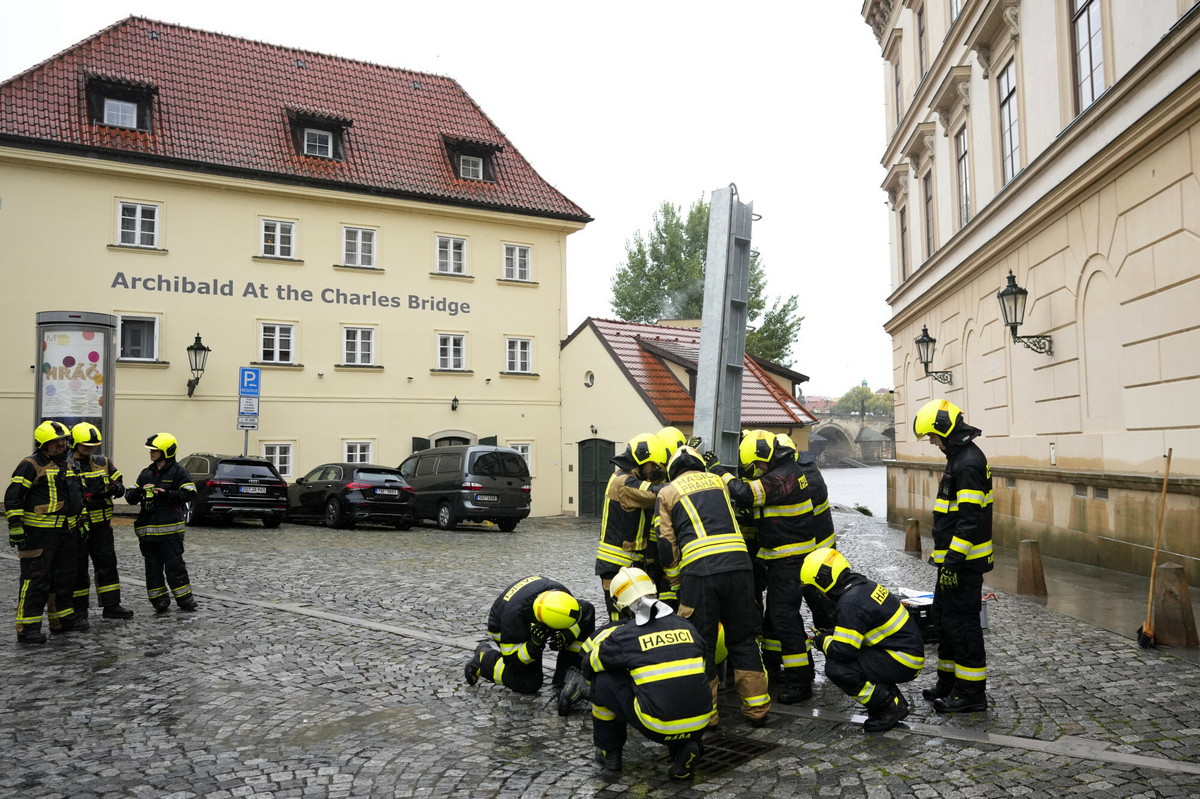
[1137,447,1172,648]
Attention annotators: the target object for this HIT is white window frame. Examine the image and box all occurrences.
[343,226,376,267]
[459,154,483,180]
[262,219,295,258]
[998,58,1021,185]
[344,441,373,464]
[508,441,532,472]
[103,98,137,128]
[437,333,466,370]
[262,443,293,478]
[118,201,159,248]
[343,326,375,366]
[1070,0,1104,114]
[260,322,295,364]
[118,314,160,361]
[955,125,971,228]
[304,128,333,158]
[504,244,531,281]
[505,337,532,373]
[437,236,466,274]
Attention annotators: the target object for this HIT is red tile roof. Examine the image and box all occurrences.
[570,318,817,427]
[0,16,590,222]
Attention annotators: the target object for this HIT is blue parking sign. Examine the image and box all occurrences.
[239,367,261,397]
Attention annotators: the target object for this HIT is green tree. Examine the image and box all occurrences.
[610,196,804,364]
[835,385,894,416]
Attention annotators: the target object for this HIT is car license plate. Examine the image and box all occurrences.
[475,494,498,502]
[376,488,399,496]
[240,486,267,494]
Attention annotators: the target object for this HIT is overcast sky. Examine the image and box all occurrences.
[1,1,894,399]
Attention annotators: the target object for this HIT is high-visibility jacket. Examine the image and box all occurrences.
[930,437,993,573]
[487,576,588,665]
[594,468,657,577]
[126,460,196,538]
[815,573,925,674]
[5,450,84,533]
[723,458,834,562]
[583,604,713,736]
[69,451,124,524]
[656,469,750,582]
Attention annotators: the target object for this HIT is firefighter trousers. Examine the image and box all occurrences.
[478,646,582,695]
[138,533,192,606]
[824,647,922,708]
[74,520,122,612]
[763,558,815,689]
[931,567,986,697]
[15,524,78,633]
[590,671,703,751]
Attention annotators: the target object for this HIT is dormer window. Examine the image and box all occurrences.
[459,155,484,180]
[304,128,333,158]
[86,74,157,132]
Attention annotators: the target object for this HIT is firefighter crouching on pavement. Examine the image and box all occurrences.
[719,430,836,704]
[126,433,198,612]
[464,576,597,715]
[657,445,771,728]
[582,566,712,781]
[5,421,89,643]
[802,547,924,732]
[914,399,993,713]
[594,434,669,623]
[68,423,134,621]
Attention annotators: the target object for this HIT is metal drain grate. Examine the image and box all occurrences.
[696,733,777,775]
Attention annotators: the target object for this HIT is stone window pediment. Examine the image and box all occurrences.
[963,0,1020,78]
[929,65,972,135]
[882,161,911,209]
[902,122,937,172]
[864,0,898,43]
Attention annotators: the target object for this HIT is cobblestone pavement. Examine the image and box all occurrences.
[3,508,1200,798]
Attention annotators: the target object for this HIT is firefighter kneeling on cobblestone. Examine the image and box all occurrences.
[68,423,134,621]
[581,566,712,781]
[802,547,924,732]
[126,433,198,613]
[464,576,596,716]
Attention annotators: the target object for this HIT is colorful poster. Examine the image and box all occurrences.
[41,329,106,418]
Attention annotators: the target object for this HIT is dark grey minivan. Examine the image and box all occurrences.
[398,445,531,531]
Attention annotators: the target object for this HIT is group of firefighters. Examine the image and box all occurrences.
[5,422,200,644]
[465,398,994,782]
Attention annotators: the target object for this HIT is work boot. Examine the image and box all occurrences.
[17,626,47,645]
[863,692,910,732]
[934,693,988,714]
[777,683,813,704]
[595,747,622,774]
[57,614,90,633]
[921,680,954,701]
[152,599,171,614]
[102,604,135,620]
[666,738,702,781]
[747,714,769,729]
[464,643,488,686]
[557,667,590,716]
[177,597,198,612]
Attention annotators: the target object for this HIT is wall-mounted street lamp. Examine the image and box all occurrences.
[450,396,459,411]
[914,325,953,385]
[186,333,211,397]
[996,270,1053,355]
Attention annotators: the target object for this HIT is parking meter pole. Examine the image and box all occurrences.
[243,429,248,457]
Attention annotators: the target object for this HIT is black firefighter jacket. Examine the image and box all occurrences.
[930,427,994,574]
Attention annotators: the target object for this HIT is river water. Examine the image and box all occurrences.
[821,465,887,518]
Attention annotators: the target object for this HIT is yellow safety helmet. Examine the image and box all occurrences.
[627,433,669,468]
[738,429,775,477]
[71,422,102,448]
[610,566,658,614]
[145,432,179,459]
[913,399,962,439]
[657,427,688,457]
[34,420,72,449]
[775,433,798,457]
[800,547,851,593]
[666,445,706,481]
[533,590,581,630]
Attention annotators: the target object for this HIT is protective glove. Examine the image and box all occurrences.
[811,629,830,651]
[938,566,960,589]
[8,527,25,550]
[77,515,92,542]
[109,482,126,499]
[702,451,721,471]
[549,631,570,651]
[528,622,552,649]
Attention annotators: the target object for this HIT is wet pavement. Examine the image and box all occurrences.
[3,508,1200,797]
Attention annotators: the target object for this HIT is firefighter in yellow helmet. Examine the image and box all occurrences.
[125,433,199,612]
[718,430,835,704]
[802,548,924,732]
[657,427,688,458]
[67,423,133,621]
[581,566,712,781]
[4,421,89,643]
[656,445,771,728]
[464,576,596,716]
[593,433,669,622]
[913,399,993,713]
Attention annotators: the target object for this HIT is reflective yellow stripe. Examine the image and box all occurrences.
[957,489,993,507]
[781,651,811,668]
[680,533,748,567]
[887,649,925,669]
[936,658,955,674]
[11,475,32,488]
[592,704,617,722]
[632,697,712,734]
[492,658,506,684]
[761,638,781,653]
[930,547,948,564]
[947,538,993,561]
[596,542,634,568]
[741,692,771,709]
[761,500,813,518]
[756,532,835,561]
[831,626,864,649]
[630,657,706,685]
[96,583,120,594]
[586,626,618,673]
[856,681,876,706]
[863,606,908,646]
[955,664,987,682]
